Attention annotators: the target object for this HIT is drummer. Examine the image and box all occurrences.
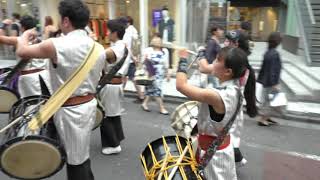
[99,18,127,155]
[0,15,52,98]
[15,0,120,179]
[176,47,256,180]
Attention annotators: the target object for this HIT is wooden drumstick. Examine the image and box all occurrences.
[167,145,190,180]
[0,100,45,134]
[157,147,170,180]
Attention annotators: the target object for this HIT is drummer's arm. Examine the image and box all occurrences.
[0,36,17,46]
[16,29,57,63]
[176,50,225,114]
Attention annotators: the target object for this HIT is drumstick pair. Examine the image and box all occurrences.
[161,42,199,70]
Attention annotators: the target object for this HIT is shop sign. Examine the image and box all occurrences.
[152,9,162,27]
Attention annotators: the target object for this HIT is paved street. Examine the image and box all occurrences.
[0,97,319,180]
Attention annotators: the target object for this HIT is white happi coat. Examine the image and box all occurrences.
[99,40,127,117]
[197,80,243,180]
[50,30,105,165]
[17,57,52,98]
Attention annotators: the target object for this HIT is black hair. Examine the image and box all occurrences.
[237,32,251,55]
[58,0,90,29]
[268,32,282,49]
[210,24,222,35]
[218,47,258,117]
[118,17,128,26]
[107,19,126,40]
[20,15,37,30]
[240,21,251,31]
[12,13,20,20]
[162,6,169,11]
[127,16,134,25]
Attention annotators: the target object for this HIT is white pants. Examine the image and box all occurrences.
[202,143,237,180]
[54,99,97,165]
[18,70,52,98]
[99,84,123,117]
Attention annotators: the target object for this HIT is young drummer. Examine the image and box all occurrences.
[176,47,256,180]
[99,19,127,155]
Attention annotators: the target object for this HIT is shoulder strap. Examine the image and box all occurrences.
[198,88,243,173]
[28,42,104,130]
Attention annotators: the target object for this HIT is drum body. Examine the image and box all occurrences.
[171,101,199,138]
[141,135,202,180]
[93,100,105,130]
[0,95,66,180]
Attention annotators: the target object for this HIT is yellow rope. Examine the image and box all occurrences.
[141,136,203,180]
[28,42,104,130]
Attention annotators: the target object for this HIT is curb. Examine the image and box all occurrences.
[124,90,320,124]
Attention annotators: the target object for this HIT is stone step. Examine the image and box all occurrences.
[280,71,313,102]
[283,64,320,97]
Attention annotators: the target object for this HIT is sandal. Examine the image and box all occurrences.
[160,111,169,115]
[267,119,278,125]
[258,121,270,126]
[141,105,151,112]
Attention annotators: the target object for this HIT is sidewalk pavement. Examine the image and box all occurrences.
[124,42,320,123]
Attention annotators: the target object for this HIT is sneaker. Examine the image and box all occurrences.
[236,158,247,168]
[102,146,122,155]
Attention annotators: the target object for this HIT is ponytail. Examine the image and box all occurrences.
[244,63,258,117]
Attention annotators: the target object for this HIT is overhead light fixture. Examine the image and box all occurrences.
[126,0,130,3]
[20,3,27,7]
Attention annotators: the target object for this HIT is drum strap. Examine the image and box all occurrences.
[198,88,243,177]
[28,42,104,131]
[96,48,128,94]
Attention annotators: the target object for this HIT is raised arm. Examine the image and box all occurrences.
[176,50,225,114]
[16,29,57,62]
[0,36,18,46]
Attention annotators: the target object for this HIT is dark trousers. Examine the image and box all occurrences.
[100,116,125,148]
[66,159,94,180]
[234,148,244,162]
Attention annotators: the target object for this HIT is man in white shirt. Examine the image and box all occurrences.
[120,16,144,102]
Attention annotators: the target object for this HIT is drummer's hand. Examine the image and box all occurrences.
[178,49,189,59]
[177,50,189,74]
[22,28,37,42]
[196,46,206,60]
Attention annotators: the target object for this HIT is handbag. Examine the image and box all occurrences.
[134,66,154,86]
[268,90,287,107]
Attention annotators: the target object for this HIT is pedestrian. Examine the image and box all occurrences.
[141,36,169,115]
[224,30,258,167]
[99,19,126,155]
[10,13,21,37]
[257,32,283,126]
[120,16,144,103]
[176,46,256,180]
[43,16,58,40]
[16,0,119,179]
[198,24,224,88]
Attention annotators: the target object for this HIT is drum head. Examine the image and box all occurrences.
[171,101,199,138]
[0,86,19,113]
[0,137,65,180]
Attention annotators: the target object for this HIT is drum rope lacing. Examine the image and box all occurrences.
[140,136,202,180]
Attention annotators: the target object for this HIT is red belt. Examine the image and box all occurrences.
[20,69,44,75]
[63,94,95,106]
[198,134,230,151]
[196,134,231,163]
[108,77,122,85]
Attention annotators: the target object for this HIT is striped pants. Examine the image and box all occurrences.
[54,99,97,165]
